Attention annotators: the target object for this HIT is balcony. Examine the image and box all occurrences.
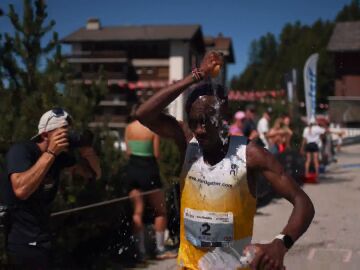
[80,72,127,80]
[98,100,127,107]
[66,50,128,63]
[89,115,128,129]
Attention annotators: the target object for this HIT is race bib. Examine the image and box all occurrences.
[184,208,234,248]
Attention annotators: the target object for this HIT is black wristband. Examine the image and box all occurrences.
[46,149,56,157]
[275,234,294,249]
[283,234,294,249]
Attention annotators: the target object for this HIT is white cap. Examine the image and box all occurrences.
[31,108,72,140]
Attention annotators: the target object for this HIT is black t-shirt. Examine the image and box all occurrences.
[243,118,257,138]
[2,141,75,247]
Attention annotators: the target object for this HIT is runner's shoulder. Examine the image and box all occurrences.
[245,140,270,169]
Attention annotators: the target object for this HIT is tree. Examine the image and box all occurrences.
[231,20,334,102]
[336,0,360,21]
[231,1,360,107]
[0,0,60,150]
[0,0,109,166]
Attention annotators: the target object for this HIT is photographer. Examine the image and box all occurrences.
[0,108,101,269]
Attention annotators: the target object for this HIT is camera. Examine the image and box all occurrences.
[68,130,94,148]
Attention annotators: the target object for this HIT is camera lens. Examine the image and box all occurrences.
[68,130,82,148]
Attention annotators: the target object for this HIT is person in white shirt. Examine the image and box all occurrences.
[257,107,272,149]
[330,123,345,153]
[301,117,325,176]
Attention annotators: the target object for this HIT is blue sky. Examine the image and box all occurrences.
[0,0,352,80]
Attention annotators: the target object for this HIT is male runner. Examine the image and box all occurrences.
[135,52,314,270]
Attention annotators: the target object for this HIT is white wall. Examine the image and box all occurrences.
[168,41,190,121]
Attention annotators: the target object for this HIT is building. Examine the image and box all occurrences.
[327,21,360,126]
[62,19,234,135]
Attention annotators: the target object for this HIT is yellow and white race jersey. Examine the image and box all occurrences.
[178,136,256,270]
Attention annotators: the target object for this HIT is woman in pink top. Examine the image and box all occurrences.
[229,111,245,136]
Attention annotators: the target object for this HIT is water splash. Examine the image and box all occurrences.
[209,77,229,146]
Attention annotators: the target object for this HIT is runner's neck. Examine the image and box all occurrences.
[202,137,230,166]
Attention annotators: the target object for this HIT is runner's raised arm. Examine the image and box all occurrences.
[135,52,223,153]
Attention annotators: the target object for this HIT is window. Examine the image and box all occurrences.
[158,67,169,78]
[146,68,154,75]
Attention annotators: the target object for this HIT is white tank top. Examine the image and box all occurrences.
[178,136,256,270]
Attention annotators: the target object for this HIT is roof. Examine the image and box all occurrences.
[62,24,203,43]
[328,21,360,52]
[204,35,235,63]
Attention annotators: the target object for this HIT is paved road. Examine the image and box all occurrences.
[253,144,360,270]
[138,144,360,269]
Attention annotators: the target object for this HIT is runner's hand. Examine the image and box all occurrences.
[200,51,223,77]
[249,240,287,270]
[47,127,69,155]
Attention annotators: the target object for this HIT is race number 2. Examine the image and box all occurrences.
[201,223,211,236]
[184,208,234,248]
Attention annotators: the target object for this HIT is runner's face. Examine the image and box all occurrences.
[187,96,225,148]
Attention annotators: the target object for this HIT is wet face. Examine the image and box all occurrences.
[187,95,226,148]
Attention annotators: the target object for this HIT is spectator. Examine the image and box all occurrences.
[267,118,285,154]
[124,114,176,260]
[0,108,101,269]
[282,114,293,150]
[257,107,272,148]
[242,104,258,140]
[320,121,335,166]
[229,111,245,136]
[301,117,325,176]
[330,124,345,153]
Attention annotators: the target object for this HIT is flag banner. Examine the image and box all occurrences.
[304,53,319,122]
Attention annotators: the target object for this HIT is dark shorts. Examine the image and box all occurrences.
[124,155,163,193]
[7,243,50,270]
[305,142,319,153]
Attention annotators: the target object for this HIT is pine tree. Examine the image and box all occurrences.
[0,0,60,149]
[336,0,360,22]
[0,0,111,168]
[230,1,360,110]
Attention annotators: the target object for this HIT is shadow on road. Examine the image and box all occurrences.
[317,176,353,184]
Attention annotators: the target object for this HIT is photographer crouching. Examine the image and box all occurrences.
[0,108,101,269]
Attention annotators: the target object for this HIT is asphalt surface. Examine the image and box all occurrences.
[135,144,360,269]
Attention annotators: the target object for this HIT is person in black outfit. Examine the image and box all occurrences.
[0,108,101,269]
[242,104,259,140]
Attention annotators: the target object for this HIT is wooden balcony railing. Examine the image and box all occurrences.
[66,50,127,58]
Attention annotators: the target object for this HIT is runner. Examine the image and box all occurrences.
[135,51,315,270]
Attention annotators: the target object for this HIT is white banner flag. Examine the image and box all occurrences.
[303,53,319,122]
